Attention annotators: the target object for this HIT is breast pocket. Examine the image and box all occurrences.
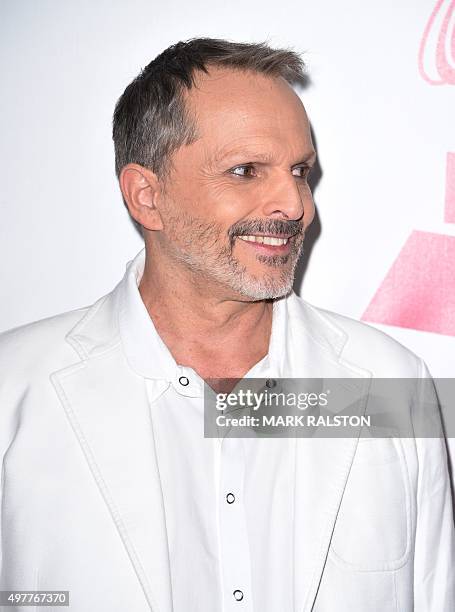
[329,438,411,571]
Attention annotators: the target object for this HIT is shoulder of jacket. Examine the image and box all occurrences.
[295,297,423,377]
[0,305,91,380]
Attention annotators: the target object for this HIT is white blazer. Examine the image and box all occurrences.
[0,256,454,612]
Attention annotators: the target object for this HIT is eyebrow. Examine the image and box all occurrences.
[215,149,317,166]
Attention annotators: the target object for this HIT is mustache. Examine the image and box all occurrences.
[228,219,304,241]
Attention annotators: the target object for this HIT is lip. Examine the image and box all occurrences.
[237,232,297,239]
[236,234,295,255]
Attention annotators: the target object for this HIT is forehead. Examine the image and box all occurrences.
[183,66,311,153]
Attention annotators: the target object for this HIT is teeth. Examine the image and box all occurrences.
[238,235,289,246]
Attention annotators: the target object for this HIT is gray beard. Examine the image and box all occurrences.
[160,206,305,300]
[171,238,304,300]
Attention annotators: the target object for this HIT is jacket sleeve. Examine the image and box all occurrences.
[413,359,455,611]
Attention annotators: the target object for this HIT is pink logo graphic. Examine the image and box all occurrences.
[362,153,455,336]
[418,0,455,85]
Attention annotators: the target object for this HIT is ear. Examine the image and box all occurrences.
[119,163,164,230]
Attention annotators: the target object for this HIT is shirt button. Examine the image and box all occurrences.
[233,590,244,601]
[178,376,189,386]
[266,378,277,388]
[226,492,235,504]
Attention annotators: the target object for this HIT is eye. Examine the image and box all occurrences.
[229,164,257,178]
[292,165,311,180]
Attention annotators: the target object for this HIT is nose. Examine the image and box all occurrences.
[261,171,315,228]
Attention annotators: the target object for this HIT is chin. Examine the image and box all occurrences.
[233,279,294,301]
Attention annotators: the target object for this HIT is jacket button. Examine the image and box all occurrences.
[226,492,235,504]
[178,376,189,386]
[233,590,244,601]
[266,379,277,388]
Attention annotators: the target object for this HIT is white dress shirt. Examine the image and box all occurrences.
[120,253,297,611]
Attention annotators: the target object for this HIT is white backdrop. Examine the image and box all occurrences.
[1,0,454,382]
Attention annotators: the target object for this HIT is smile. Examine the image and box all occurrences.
[237,235,289,246]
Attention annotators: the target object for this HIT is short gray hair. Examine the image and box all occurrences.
[112,37,307,183]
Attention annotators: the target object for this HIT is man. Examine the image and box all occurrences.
[0,38,453,612]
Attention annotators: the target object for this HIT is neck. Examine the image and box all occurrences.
[138,244,274,379]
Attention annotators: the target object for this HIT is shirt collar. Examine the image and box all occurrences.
[119,248,177,382]
[118,247,291,383]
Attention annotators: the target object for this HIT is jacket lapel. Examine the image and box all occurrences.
[283,295,372,612]
[50,287,173,612]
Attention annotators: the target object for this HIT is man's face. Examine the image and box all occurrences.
[155,66,316,301]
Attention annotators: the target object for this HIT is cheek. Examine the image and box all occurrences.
[207,183,261,225]
[167,175,244,218]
